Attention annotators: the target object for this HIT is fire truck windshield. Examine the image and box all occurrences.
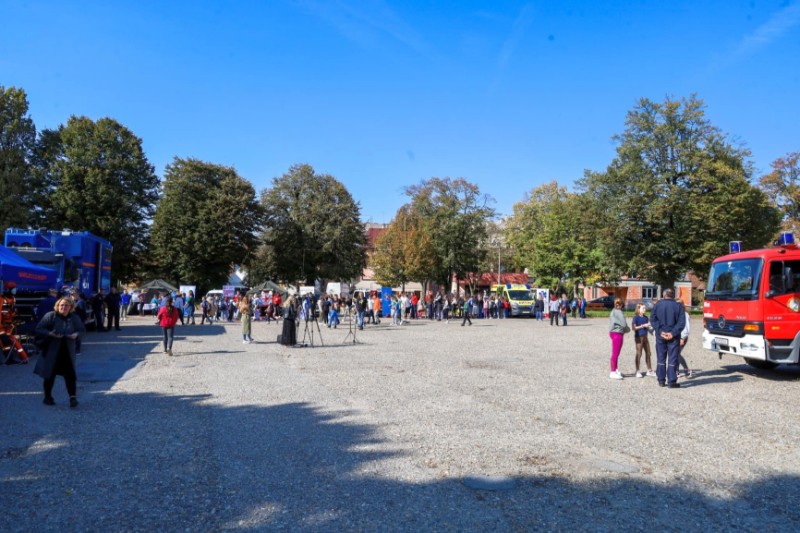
[706,258,763,300]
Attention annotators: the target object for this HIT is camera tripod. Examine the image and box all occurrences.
[300,314,324,347]
[343,306,361,344]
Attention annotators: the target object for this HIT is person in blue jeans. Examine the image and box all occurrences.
[355,293,367,330]
[328,301,340,329]
[534,295,544,321]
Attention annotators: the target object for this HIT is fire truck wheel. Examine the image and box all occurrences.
[744,358,778,370]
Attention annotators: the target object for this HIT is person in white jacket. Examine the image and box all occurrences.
[678,310,692,377]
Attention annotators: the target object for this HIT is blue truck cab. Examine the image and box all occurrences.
[4,228,112,296]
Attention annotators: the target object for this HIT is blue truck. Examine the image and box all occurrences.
[3,229,112,332]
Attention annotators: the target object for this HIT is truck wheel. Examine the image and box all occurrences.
[744,358,778,370]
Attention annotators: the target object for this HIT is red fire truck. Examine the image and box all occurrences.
[702,233,800,369]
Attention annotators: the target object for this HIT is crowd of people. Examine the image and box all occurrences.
[607,288,692,388]
[26,282,695,407]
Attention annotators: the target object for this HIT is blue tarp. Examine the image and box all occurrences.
[0,245,57,291]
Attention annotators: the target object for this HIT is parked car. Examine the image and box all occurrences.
[587,296,616,310]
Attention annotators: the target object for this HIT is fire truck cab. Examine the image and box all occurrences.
[702,233,800,369]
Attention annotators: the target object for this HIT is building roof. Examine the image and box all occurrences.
[461,272,529,287]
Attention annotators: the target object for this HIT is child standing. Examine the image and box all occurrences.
[632,303,655,378]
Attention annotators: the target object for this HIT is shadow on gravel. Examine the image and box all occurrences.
[676,367,744,387]
[2,393,800,531]
[76,326,163,383]
[172,324,229,338]
[725,364,800,381]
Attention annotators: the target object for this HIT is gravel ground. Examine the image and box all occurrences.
[2,313,800,532]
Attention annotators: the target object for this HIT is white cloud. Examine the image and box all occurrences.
[733,1,800,59]
[293,0,432,56]
[489,4,535,93]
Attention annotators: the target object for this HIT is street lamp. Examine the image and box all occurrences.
[491,238,504,284]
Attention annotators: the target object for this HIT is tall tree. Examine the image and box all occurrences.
[252,164,366,286]
[0,86,36,234]
[579,95,780,287]
[759,151,800,233]
[371,205,436,292]
[149,157,262,290]
[506,181,600,291]
[32,116,160,283]
[404,177,494,287]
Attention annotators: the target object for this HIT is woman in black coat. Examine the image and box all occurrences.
[35,297,85,407]
[280,295,297,346]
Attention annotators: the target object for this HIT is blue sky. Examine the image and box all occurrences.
[2,1,799,222]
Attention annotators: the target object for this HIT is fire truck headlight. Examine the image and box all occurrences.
[789,297,800,312]
[740,342,759,351]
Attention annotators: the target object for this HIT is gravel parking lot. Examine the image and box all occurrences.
[2,313,799,531]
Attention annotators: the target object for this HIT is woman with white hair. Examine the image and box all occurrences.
[280,295,298,346]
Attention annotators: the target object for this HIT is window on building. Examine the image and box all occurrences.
[642,286,657,299]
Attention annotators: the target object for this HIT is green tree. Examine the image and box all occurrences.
[252,164,366,286]
[149,157,262,290]
[506,181,600,292]
[579,95,780,288]
[0,86,36,234]
[759,151,800,233]
[32,116,160,283]
[404,177,494,288]
[371,205,437,292]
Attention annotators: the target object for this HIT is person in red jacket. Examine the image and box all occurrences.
[1,282,28,363]
[272,292,282,320]
[157,296,180,356]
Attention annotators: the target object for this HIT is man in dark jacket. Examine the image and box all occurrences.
[91,290,106,331]
[650,288,686,388]
[105,287,122,331]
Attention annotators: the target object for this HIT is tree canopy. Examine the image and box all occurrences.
[371,205,437,290]
[506,181,600,291]
[149,157,262,290]
[0,86,36,235]
[403,177,494,287]
[579,95,780,287]
[251,164,367,286]
[32,116,160,283]
[760,151,800,234]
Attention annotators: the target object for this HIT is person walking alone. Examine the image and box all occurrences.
[35,297,85,407]
[461,295,473,326]
[157,296,180,356]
